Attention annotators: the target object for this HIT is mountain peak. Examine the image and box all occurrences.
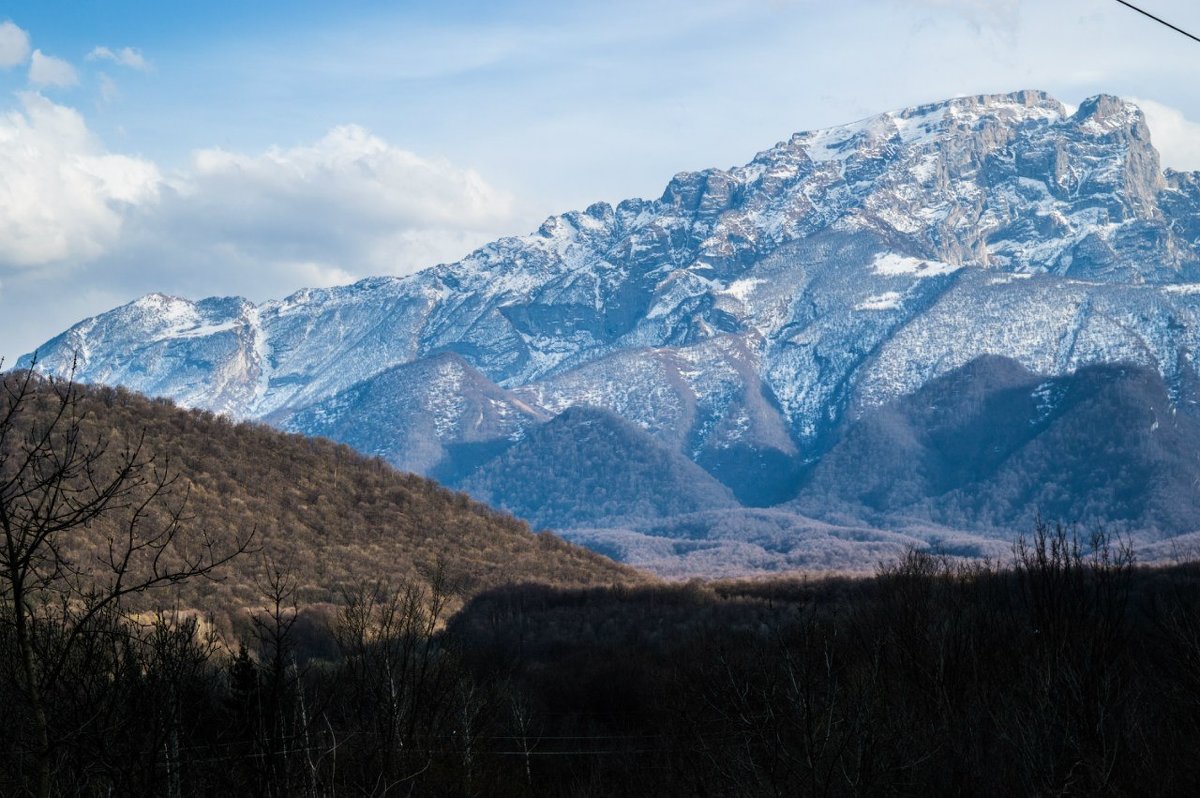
[132,291,192,313]
[780,89,1065,158]
[1070,93,1146,133]
[939,88,1064,115]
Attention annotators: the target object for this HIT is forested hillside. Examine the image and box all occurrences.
[0,371,640,630]
[798,357,1200,532]
[455,406,739,528]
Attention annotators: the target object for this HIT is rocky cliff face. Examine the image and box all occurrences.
[22,90,1200,568]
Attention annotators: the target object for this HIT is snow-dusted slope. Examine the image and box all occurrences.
[269,351,547,475]
[21,90,1200,554]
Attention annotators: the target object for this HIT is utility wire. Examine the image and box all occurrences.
[1113,0,1200,44]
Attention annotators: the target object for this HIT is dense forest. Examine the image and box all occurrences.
[7,369,1200,795]
[5,522,1200,795]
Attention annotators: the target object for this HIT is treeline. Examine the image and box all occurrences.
[6,524,1200,795]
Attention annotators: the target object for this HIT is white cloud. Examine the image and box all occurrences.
[0,96,514,279]
[1131,97,1200,173]
[0,93,161,267]
[87,46,150,71]
[0,95,522,360]
[0,20,30,67]
[169,124,517,276]
[28,49,78,87]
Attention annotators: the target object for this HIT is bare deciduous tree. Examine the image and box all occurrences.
[0,363,252,798]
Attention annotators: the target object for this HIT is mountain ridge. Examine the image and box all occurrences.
[22,89,1200,573]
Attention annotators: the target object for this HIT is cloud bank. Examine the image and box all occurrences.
[0,92,520,359]
[173,124,514,277]
[0,93,159,267]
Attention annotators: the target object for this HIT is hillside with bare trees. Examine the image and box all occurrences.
[0,370,641,628]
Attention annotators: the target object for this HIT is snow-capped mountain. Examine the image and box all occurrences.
[23,90,1200,571]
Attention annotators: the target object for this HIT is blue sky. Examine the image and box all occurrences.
[2,0,1200,361]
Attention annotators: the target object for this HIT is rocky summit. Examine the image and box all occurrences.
[23,90,1200,574]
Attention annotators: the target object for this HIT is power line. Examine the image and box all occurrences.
[1113,0,1200,44]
